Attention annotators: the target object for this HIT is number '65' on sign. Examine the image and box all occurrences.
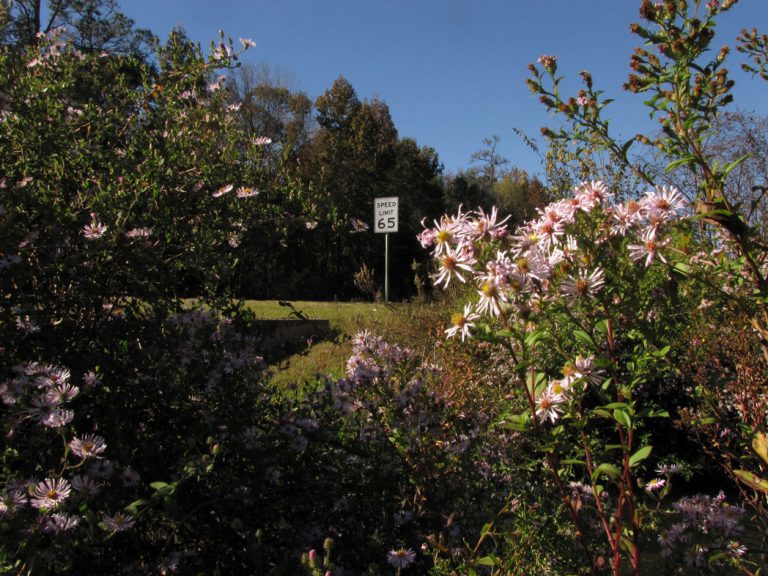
[374,197,399,233]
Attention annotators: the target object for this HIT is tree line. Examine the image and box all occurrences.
[1,0,549,301]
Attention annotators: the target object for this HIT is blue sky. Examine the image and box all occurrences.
[121,1,768,179]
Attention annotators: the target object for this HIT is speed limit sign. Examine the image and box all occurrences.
[374,197,399,233]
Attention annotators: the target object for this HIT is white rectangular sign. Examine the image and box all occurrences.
[374,196,399,233]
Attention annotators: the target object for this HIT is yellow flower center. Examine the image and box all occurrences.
[451,312,467,327]
[481,282,498,297]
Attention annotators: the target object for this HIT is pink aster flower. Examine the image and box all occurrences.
[236,186,259,198]
[533,216,565,249]
[0,490,27,518]
[31,478,71,510]
[87,459,114,479]
[573,355,605,385]
[212,184,233,198]
[476,277,508,317]
[513,253,550,283]
[628,229,669,267]
[253,136,272,146]
[467,206,510,241]
[417,227,437,248]
[445,304,480,341]
[83,221,107,239]
[575,180,613,210]
[239,37,257,48]
[645,478,666,493]
[44,512,80,533]
[560,267,605,299]
[45,382,79,404]
[387,548,416,569]
[536,385,565,424]
[430,207,470,256]
[125,227,153,239]
[30,395,74,427]
[71,474,102,498]
[101,511,136,532]
[35,366,70,388]
[83,371,102,387]
[641,185,686,216]
[432,243,476,288]
[70,434,107,460]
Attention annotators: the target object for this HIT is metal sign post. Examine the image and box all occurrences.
[374,196,399,303]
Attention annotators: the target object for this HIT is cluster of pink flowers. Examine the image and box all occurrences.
[0,362,139,537]
[1,363,81,428]
[345,330,414,384]
[421,181,687,340]
[534,355,605,424]
[658,491,746,566]
[421,181,687,427]
[26,28,71,69]
[170,309,266,399]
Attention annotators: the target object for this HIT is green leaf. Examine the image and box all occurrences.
[620,138,634,157]
[594,319,610,334]
[695,417,718,426]
[527,371,547,395]
[525,328,548,347]
[722,153,752,176]
[592,409,612,419]
[613,409,632,429]
[476,556,498,567]
[734,469,768,493]
[652,345,671,357]
[629,445,653,467]
[498,413,531,432]
[664,155,696,172]
[573,329,595,347]
[753,432,768,465]
[150,481,176,498]
[591,463,621,482]
[603,402,632,411]
[125,498,151,515]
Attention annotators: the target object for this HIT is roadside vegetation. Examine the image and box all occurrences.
[1,1,767,575]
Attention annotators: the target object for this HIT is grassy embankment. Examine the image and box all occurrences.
[244,300,401,386]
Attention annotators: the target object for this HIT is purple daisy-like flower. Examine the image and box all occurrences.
[236,186,259,198]
[31,478,71,510]
[0,489,27,518]
[83,222,107,239]
[70,434,107,460]
[212,184,233,198]
[44,512,80,533]
[645,478,666,493]
[387,548,416,569]
[71,474,102,498]
[101,511,136,532]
